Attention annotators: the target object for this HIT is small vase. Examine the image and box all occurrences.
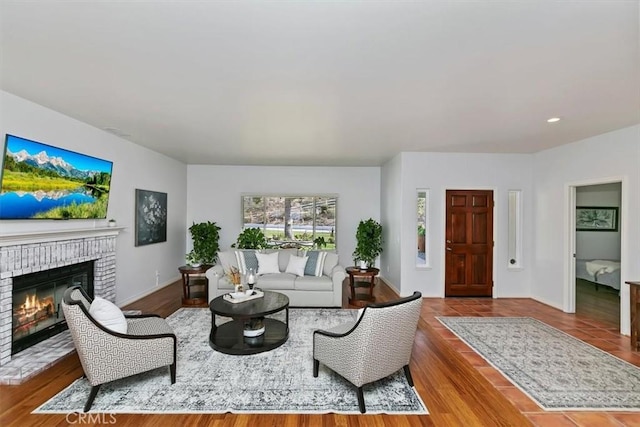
[245,268,257,290]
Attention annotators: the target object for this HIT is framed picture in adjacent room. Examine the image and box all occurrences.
[135,189,168,246]
[576,206,618,232]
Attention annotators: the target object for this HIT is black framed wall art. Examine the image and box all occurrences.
[576,206,618,232]
[135,189,168,246]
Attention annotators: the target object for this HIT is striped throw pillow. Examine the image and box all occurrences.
[235,250,258,275]
[304,251,327,277]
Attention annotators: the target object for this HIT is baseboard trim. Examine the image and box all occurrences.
[377,275,400,296]
[117,276,180,307]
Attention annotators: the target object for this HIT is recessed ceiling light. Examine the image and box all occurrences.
[547,117,561,123]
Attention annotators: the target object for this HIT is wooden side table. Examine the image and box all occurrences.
[625,281,640,351]
[179,264,211,306]
[346,266,380,307]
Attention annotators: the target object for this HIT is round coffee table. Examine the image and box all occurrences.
[209,290,289,355]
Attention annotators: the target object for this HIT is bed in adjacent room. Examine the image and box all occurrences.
[576,259,621,291]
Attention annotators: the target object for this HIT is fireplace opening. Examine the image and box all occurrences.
[12,261,94,355]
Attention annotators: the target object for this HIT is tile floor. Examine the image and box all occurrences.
[422,298,640,427]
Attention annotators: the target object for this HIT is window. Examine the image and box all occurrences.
[242,195,337,250]
[508,190,522,269]
[417,189,429,267]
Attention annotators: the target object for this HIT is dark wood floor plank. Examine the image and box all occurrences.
[576,278,620,328]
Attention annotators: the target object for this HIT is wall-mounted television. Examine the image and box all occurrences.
[0,134,114,220]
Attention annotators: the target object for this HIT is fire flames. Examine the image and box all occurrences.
[13,293,55,338]
[23,293,45,311]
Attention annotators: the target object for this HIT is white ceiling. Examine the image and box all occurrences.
[1,1,638,167]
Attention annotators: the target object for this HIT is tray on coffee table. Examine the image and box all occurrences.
[223,289,264,304]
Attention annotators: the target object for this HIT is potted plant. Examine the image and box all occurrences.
[185,252,201,267]
[108,218,117,227]
[352,218,383,270]
[233,227,267,249]
[186,221,221,266]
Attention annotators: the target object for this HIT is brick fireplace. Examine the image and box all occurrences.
[0,227,121,383]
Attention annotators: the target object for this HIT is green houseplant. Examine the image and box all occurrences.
[352,218,383,269]
[233,227,267,249]
[186,221,221,265]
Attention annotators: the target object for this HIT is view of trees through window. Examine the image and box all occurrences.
[417,190,427,266]
[242,196,337,249]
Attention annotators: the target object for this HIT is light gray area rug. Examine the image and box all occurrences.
[35,308,427,415]
[437,316,640,411]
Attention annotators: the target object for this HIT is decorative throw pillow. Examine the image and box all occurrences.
[235,250,258,275]
[218,251,237,275]
[276,248,299,272]
[322,252,339,276]
[305,251,328,277]
[256,251,280,275]
[285,254,308,277]
[89,297,127,334]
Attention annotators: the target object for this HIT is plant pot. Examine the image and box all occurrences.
[359,260,368,271]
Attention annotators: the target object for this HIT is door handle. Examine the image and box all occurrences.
[446,247,452,251]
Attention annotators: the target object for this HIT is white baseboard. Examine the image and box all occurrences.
[378,275,400,296]
[116,275,181,307]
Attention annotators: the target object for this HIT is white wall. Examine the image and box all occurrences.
[186,165,380,269]
[576,183,621,260]
[533,125,640,334]
[0,91,188,305]
[4,90,637,321]
[380,152,534,298]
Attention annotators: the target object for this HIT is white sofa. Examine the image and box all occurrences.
[205,249,346,307]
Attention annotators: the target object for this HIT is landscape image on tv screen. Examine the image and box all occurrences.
[0,134,113,220]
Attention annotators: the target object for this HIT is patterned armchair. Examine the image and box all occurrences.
[61,286,177,412]
[312,291,422,413]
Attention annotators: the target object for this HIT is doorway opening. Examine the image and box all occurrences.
[573,182,622,330]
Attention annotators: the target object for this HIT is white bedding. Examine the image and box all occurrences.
[576,259,621,291]
[585,260,621,277]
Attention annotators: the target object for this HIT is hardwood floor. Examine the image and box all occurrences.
[1,279,639,426]
[576,278,620,328]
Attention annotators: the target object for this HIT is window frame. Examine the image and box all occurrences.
[241,194,338,250]
[416,189,430,268]
[507,190,523,269]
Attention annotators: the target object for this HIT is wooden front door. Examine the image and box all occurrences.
[445,190,494,297]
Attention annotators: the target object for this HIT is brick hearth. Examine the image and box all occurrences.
[0,228,121,384]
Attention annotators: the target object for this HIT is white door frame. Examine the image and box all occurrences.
[565,176,628,335]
